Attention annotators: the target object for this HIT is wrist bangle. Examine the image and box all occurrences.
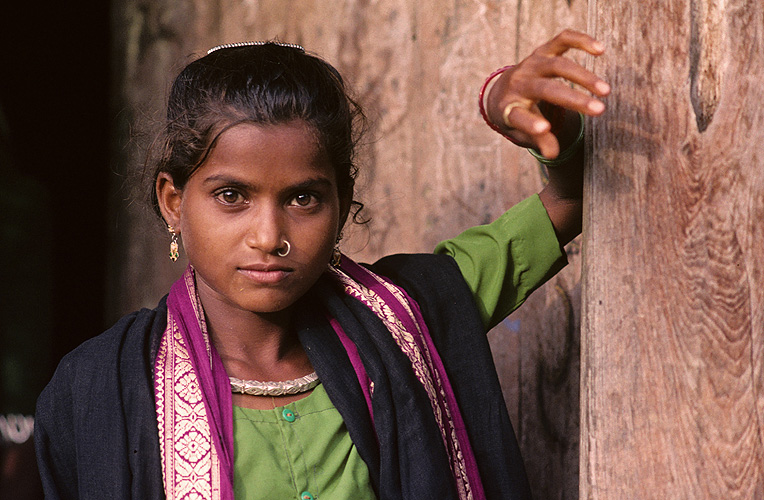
[527,112,585,167]
[479,65,514,137]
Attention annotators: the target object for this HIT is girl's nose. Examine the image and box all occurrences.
[244,206,285,255]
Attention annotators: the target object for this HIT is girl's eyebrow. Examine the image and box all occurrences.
[202,175,252,189]
[201,174,334,191]
[288,177,334,191]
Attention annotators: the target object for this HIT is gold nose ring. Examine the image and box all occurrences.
[277,240,291,257]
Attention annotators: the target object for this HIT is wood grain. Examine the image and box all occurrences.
[583,0,764,497]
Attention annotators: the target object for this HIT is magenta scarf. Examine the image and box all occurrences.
[154,269,234,500]
[154,260,484,500]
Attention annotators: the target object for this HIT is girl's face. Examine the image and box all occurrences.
[158,120,348,318]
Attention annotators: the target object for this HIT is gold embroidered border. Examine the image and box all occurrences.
[328,266,473,500]
[155,310,221,499]
[367,270,473,499]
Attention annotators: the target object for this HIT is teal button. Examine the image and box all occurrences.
[299,492,314,500]
[282,408,296,422]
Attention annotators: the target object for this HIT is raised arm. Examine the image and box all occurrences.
[484,29,610,245]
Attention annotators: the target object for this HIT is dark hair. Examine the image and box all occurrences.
[149,42,366,222]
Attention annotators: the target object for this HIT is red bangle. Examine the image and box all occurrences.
[478,65,514,138]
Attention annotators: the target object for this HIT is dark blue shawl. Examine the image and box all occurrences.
[35,254,532,499]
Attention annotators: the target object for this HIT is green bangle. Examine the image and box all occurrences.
[527,112,585,167]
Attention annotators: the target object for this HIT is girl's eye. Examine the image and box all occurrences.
[215,189,244,205]
[290,193,318,207]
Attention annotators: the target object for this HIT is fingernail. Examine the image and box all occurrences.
[592,41,605,52]
[588,100,605,113]
[534,121,550,133]
[595,81,611,94]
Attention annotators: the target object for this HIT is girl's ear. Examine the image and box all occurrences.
[156,173,183,229]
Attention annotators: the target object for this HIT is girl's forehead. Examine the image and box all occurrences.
[215,120,321,155]
[198,121,334,181]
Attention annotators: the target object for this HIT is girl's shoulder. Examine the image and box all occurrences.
[35,298,167,499]
[369,252,464,292]
[43,295,168,391]
[368,252,482,328]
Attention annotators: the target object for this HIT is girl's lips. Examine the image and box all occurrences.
[238,266,291,284]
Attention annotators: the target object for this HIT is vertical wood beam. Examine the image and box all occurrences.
[583,0,764,497]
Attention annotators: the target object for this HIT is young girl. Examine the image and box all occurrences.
[35,30,609,500]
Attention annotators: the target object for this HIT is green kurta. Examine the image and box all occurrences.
[233,384,373,500]
[232,194,566,499]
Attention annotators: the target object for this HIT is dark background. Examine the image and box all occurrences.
[1,3,110,497]
[1,4,111,407]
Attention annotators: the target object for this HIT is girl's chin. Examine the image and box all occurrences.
[234,294,302,316]
[196,273,316,319]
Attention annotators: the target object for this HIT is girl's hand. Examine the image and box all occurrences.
[485,29,610,159]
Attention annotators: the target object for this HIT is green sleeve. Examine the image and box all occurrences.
[434,194,567,331]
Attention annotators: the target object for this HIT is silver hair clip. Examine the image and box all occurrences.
[207,41,305,55]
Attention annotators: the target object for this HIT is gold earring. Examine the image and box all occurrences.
[168,225,180,262]
[331,232,343,267]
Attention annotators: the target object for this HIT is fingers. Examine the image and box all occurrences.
[502,99,536,127]
[519,78,605,117]
[533,132,561,159]
[503,106,559,158]
[484,29,610,156]
[534,29,605,58]
[536,56,610,99]
[505,105,549,135]
[511,49,610,118]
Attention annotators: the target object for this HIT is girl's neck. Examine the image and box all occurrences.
[202,299,311,381]
[194,283,315,410]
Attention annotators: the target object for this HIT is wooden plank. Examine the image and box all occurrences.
[583,0,764,497]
